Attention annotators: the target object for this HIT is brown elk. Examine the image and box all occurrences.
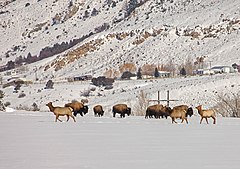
[46,102,76,122]
[195,105,216,124]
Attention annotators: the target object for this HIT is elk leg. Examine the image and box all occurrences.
[56,115,62,122]
[71,115,76,122]
[66,115,69,121]
[212,116,216,124]
[205,118,209,124]
[185,118,188,124]
[200,117,203,124]
[181,118,184,123]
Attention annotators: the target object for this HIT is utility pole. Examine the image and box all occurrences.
[209,61,213,69]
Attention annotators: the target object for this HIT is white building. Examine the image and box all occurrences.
[211,66,234,74]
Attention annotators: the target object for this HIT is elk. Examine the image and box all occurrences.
[195,105,216,124]
[46,102,76,122]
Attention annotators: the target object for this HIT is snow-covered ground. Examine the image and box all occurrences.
[1,73,240,115]
[0,111,240,169]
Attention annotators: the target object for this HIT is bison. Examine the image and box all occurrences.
[65,101,89,117]
[112,104,131,118]
[93,105,104,117]
[145,104,169,119]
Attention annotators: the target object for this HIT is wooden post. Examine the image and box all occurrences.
[157,91,160,104]
[166,90,169,106]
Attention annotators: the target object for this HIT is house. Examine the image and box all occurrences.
[158,71,171,78]
[194,69,214,75]
[211,66,234,74]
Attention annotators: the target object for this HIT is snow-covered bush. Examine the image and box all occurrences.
[0,101,5,111]
[18,92,26,98]
[214,91,240,117]
[133,90,149,116]
[81,89,91,97]
[0,90,4,99]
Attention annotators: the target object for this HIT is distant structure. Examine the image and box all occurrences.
[194,65,236,75]
[210,66,235,74]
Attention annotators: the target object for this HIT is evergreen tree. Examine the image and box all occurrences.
[154,67,159,78]
[180,67,187,76]
[137,68,142,79]
[45,80,54,89]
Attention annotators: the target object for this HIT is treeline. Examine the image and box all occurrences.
[0,32,94,72]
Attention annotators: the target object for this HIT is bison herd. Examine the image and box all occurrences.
[46,101,216,124]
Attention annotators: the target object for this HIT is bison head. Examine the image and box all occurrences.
[186,107,193,117]
[127,107,131,116]
[83,105,89,114]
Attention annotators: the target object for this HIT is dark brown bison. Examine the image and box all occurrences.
[112,104,131,118]
[65,101,88,117]
[93,105,104,117]
[145,104,169,119]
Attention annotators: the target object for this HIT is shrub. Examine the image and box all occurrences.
[32,102,40,111]
[0,90,4,99]
[14,83,21,91]
[92,76,114,86]
[121,71,135,80]
[213,91,240,117]
[133,90,149,116]
[0,100,5,111]
[81,99,88,104]
[4,101,11,107]
[45,80,54,89]
[80,89,91,97]
[18,92,26,98]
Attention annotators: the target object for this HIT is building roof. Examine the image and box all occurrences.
[211,66,231,69]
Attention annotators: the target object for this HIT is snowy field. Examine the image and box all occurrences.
[1,111,240,169]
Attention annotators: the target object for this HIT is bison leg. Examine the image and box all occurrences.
[113,112,116,117]
[79,112,84,116]
[73,111,77,117]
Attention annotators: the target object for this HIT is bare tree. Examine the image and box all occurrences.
[213,91,240,117]
[133,90,149,116]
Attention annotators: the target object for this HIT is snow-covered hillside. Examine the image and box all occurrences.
[0,0,240,80]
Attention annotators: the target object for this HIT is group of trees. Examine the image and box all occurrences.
[1,32,95,72]
[103,60,193,80]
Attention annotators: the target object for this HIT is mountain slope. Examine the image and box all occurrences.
[0,0,240,80]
